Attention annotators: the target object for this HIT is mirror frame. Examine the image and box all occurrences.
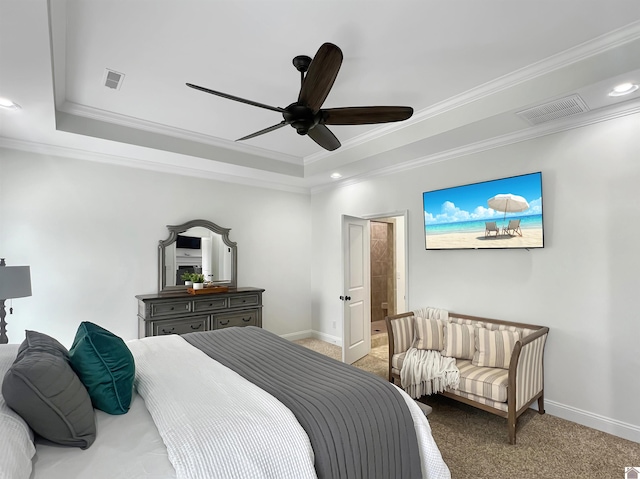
[158,219,237,293]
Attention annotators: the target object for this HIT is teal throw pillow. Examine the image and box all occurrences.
[69,322,135,415]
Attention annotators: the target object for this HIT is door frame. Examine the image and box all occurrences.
[362,210,409,315]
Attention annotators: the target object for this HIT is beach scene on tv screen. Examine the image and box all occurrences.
[423,172,544,249]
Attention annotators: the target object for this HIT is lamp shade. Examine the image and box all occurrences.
[0,266,32,300]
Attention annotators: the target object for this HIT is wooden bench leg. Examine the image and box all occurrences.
[508,410,517,445]
[537,393,545,414]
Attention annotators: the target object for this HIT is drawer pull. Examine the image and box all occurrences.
[190,324,202,330]
[170,307,174,311]
[161,327,175,334]
[220,320,230,326]
[242,317,252,322]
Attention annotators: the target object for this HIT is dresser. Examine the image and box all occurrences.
[136,287,264,338]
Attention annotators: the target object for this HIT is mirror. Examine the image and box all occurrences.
[158,219,237,293]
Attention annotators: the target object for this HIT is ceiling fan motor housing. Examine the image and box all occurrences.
[283,102,320,134]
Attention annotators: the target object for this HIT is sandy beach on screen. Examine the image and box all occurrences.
[426,227,544,249]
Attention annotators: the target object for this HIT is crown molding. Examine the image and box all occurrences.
[58,101,303,166]
[310,98,640,195]
[305,20,640,166]
[0,137,310,195]
[5,95,638,198]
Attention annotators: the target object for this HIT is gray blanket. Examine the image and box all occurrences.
[183,326,422,479]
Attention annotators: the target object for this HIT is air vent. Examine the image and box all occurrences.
[517,94,589,125]
[103,69,125,90]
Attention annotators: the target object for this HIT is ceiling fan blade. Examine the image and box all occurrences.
[237,121,287,141]
[321,106,414,125]
[186,83,284,113]
[307,124,341,151]
[298,43,343,112]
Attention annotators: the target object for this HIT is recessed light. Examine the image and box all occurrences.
[0,97,21,110]
[608,82,639,97]
[330,172,342,179]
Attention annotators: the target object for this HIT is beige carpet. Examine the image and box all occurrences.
[294,337,640,479]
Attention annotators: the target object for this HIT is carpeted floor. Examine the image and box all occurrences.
[294,337,640,479]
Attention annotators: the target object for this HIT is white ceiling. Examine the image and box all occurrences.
[2,0,640,193]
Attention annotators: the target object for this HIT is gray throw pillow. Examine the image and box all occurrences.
[1,330,96,449]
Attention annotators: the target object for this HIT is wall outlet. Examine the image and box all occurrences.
[332,321,337,329]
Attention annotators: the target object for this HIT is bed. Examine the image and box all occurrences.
[0,326,450,479]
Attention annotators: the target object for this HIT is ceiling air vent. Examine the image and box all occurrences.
[103,69,125,90]
[517,94,589,125]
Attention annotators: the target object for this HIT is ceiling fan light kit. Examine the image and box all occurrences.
[187,43,413,151]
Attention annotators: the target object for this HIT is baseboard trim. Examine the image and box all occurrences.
[545,399,640,443]
[279,329,342,347]
[311,331,342,346]
[279,330,314,342]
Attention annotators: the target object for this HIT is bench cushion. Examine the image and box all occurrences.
[391,352,406,372]
[393,355,508,403]
[455,359,509,403]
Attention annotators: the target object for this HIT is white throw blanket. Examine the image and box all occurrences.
[128,335,317,479]
[401,348,460,399]
[401,307,458,399]
[412,307,449,321]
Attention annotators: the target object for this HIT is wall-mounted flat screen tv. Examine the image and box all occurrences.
[423,172,544,250]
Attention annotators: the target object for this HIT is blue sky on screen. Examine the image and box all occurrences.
[423,173,543,225]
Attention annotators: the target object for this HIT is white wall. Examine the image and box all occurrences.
[310,112,640,442]
[0,149,312,344]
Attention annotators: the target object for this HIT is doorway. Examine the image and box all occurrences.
[341,211,407,364]
[368,213,407,337]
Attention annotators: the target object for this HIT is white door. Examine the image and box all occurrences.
[341,215,371,364]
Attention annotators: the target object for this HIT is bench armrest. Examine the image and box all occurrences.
[508,327,549,411]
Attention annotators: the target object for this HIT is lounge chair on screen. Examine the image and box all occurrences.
[485,221,500,237]
[503,219,522,236]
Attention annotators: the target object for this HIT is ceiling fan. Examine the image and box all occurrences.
[186,42,413,151]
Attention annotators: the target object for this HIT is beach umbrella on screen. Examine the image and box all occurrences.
[487,194,529,227]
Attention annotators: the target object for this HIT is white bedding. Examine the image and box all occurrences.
[129,335,317,479]
[1,336,450,479]
[32,394,176,479]
[0,345,35,479]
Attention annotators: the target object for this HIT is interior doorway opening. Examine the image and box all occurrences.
[368,213,407,338]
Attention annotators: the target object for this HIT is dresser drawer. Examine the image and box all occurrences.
[229,294,260,308]
[153,316,208,336]
[151,300,191,317]
[214,309,258,329]
[193,297,227,313]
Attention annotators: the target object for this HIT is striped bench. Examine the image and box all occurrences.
[386,312,549,444]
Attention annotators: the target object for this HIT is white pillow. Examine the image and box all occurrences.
[0,344,36,479]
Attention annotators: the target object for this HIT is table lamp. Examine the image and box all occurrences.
[0,258,32,344]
